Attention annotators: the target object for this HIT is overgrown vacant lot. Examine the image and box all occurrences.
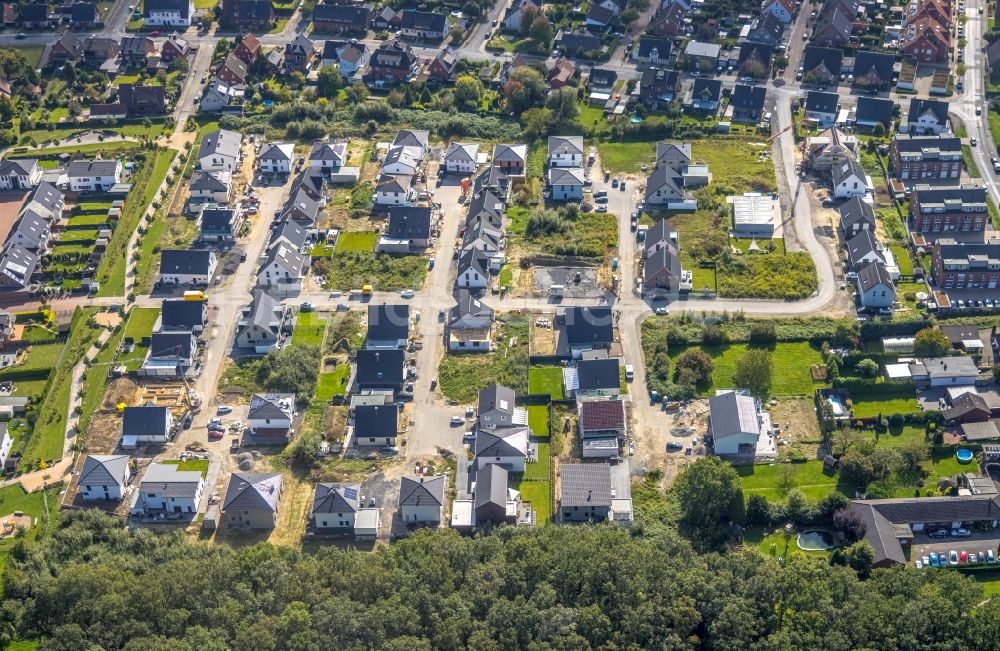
[519,209,618,261]
[668,342,825,397]
[439,316,528,403]
[324,252,427,291]
[716,251,818,299]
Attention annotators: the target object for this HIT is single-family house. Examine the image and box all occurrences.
[443,142,479,174]
[687,78,722,112]
[578,399,626,459]
[832,157,870,199]
[161,33,190,62]
[215,52,249,85]
[804,90,839,128]
[474,427,529,472]
[336,42,369,78]
[906,98,950,135]
[400,9,449,40]
[133,463,204,515]
[365,39,418,86]
[160,298,207,334]
[121,405,173,448]
[79,454,131,501]
[632,36,673,66]
[561,306,613,358]
[0,244,38,289]
[839,196,876,237]
[311,482,361,532]
[375,175,413,206]
[856,261,895,309]
[235,289,289,353]
[474,463,516,525]
[761,0,794,22]
[801,45,843,84]
[189,170,231,205]
[846,230,887,269]
[67,159,122,193]
[730,84,767,122]
[0,159,42,190]
[248,393,294,441]
[159,249,217,285]
[308,141,347,173]
[284,34,315,73]
[448,289,493,352]
[312,3,371,34]
[708,390,768,456]
[548,136,584,168]
[221,0,274,27]
[378,206,431,253]
[198,129,242,172]
[399,475,445,524]
[200,207,241,243]
[355,349,405,392]
[223,472,282,529]
[366,304,409,350]
[684,40,721,71]
[258,142,295,175]
[256,242,308,295]
[855,96,894,130]
[737,43,773,78]
[639,68,680,109]
[853,50,895,88]
[353,404,398,447]
[814,7,854,48]
[427,46,459,85]
[746,12,785,46]
[456,248,491,289]
[503,0,540,31]
[200,80,245,114]
[548,167,585,202]
[143,0,193,26]
[569,357,621,399]
[559,463,615,523]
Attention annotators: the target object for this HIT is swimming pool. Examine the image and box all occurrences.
[826,396,845,417]
[957,449,974,464]
[797,530,835,551]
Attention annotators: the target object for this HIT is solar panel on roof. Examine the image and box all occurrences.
[343,487,358,501]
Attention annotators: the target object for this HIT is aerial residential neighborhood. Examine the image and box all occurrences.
[0,0,997,646]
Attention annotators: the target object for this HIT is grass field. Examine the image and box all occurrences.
[117,307,160,372]
[890,245,914,275]
[528,405,550,438]
[668,342,825,397]
[97,148,177,297]
[292,312,326,346]
[963,145,982,178]
[738,461,856,502]
[866,425,927,448]
[334,231,378,253]
[0,485,56,592]
[10,140,140,159]
[851,391,921,418]
[439,317,529,402]
[746,526,834,560]
[315,365,350,401]
[13,45,45,66]
[325,252,427,292]
[9,343,63,374]
[528,366,564,399]
[523,210,618,260]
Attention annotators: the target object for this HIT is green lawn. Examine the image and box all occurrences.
[118,307,160,372]
[334,231,378,253]
[194,0,217,7]
[315,365,350,401]
[851,391,921,418]
[97,148,177,297]
[10,141,140,159]
[162,459,209,477]
[439,317,528,402]
[890,245,914,275]
[737,460,856,502]
[292,311,326,346]
[528,366,564,399]
[76,314,128,438]
[745,526,834,560]
[528,405,549,439]
[524,440,550,482]
[515,476,551,524]
[963,145,981,178]
[0,484,56,590]
[668,342,825,397]
[867,425,927,448]
[13,46,44,66]
[67,214,110,227]
[965,570,1000,598]
[8,343,63,375]
[597,141,655,174]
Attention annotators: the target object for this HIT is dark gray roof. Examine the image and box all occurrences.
[271,220,309,250]
[356,349,405,386]
[853,495,1000,564]
[944,392,990,420]
[853,50,894,83]
[832,156,866,187]
[248,393,294,420]
[802,45,843,77]
[449,289,494,324]
[814,6,852,44]
[737,42,772,68]
[635,36,672,59]
[354,404,398,438]
[149,332,194,359]
[691,78,722,103]
[564,307,613,346]
[588,67,617,87]
[198,129,241,161]
[644,245,682,284]
[400,475,445,507]
[0,159,37,177]
[67,159,120,177]
[557,31,602,55]
[560,463,613,507]
[805,90,839,114]
[907,98,949,127]
[577,357,620,392]
[312,482,360,515]
[478,385,517,427]
[913,185,987,206]
[122,406,169,438]
[223,472,282,512]
[201,207,236,233]
[400,9,448,32]
[586,3,616,25]
[839,197,876,231]
[731,84,767,113]
[241,288,282,335]
[892,134,961,155]
[846,230,883,267]
[857,261,893,293]
[80,454,130,486]
[161,298,207,330]
[458,248,490,278]
[856,96,894,126]
[0,243,38,287]
[474,427,527,458]
[285,34,314,57]
[190,170,229,192]
[367,304,409,342]
[385,206,431,240]
[474,463,507,510]
[746,12,784,45]
[144,0,190,18]
[160,249,214,276]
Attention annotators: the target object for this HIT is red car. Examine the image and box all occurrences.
[150,30,160,36]
[960,551,969,564]
[208,430,224,440]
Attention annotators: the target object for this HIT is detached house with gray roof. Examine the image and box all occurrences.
[248,393,295,441]
[236,289,290,353]
[399,475,445,524]
[197,129,242,172]
[0,159,42,190]
[79,454,131,501]
[159,249,217,285]
[223,471,283,529]
[559,462,631,524]
[311,483,361,532]
[353,404,398,447]
[132,462,204,516]
[67,159,122,193]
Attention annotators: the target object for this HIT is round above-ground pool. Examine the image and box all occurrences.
[957,449,975,464]
[797,530,835,551]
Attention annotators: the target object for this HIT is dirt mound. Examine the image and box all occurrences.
[104,378,141,410]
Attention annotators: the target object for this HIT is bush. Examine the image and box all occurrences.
[856,359,879,378]
[701,323,729,345]
[748,322,777,345]
[675,349,715,387]
[255,344,320,403]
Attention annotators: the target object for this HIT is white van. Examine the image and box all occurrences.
[625,365,634,382]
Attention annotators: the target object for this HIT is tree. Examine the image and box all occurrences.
[672,457,744,548]
[463,0,480,16]
[520,107,551,139]
[345,82,369,103]
[419,85,433,104]
[255,344,320,402]
[914,327,950,358]
[843,541,875,577]
[747,322,776,345]
[701,324,729,345]
[856,358,879,378]
[519,5,540,35]
[818,492,851,523]
[454,74,484,111]
[675,349,715,387]
[528,14,552,49]
[745,494,772,526]
[832,508,867,544]
[316,66,344,98]
[732,348,772,397]
[784,489,816,526]
[546,86,579,122]
[503,66,546,113]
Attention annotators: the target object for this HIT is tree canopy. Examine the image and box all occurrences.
[5,510,1000,650]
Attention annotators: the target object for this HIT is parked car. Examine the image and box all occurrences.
[971,137,978,147]
[922,555,930,567]
[400,289,415,299]
[450,415,464,426]
[655,307,669,315]
[989,549,996,563]
[217,406,233,415]
[596,205,608,212]
[595,196,609,204]
[949,550,959,565]
[961,551,969,564]
[612,177,619,188]
[915,559,923,569]
[929,529,949,539]
[929,552,939,566]
[666,441,683,451]
[300,302,314,312]
[952,527,972,537]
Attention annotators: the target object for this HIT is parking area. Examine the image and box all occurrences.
[911,531,1000,565]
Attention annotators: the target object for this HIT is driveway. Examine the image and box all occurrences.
[912,531,1000,565]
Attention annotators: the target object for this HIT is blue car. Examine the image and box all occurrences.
[929,552,939,567]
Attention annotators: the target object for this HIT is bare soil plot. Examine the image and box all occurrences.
[0,192,27,243]
[769,397,823,460]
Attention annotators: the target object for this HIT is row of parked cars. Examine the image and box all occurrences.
[917,548,996,568]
